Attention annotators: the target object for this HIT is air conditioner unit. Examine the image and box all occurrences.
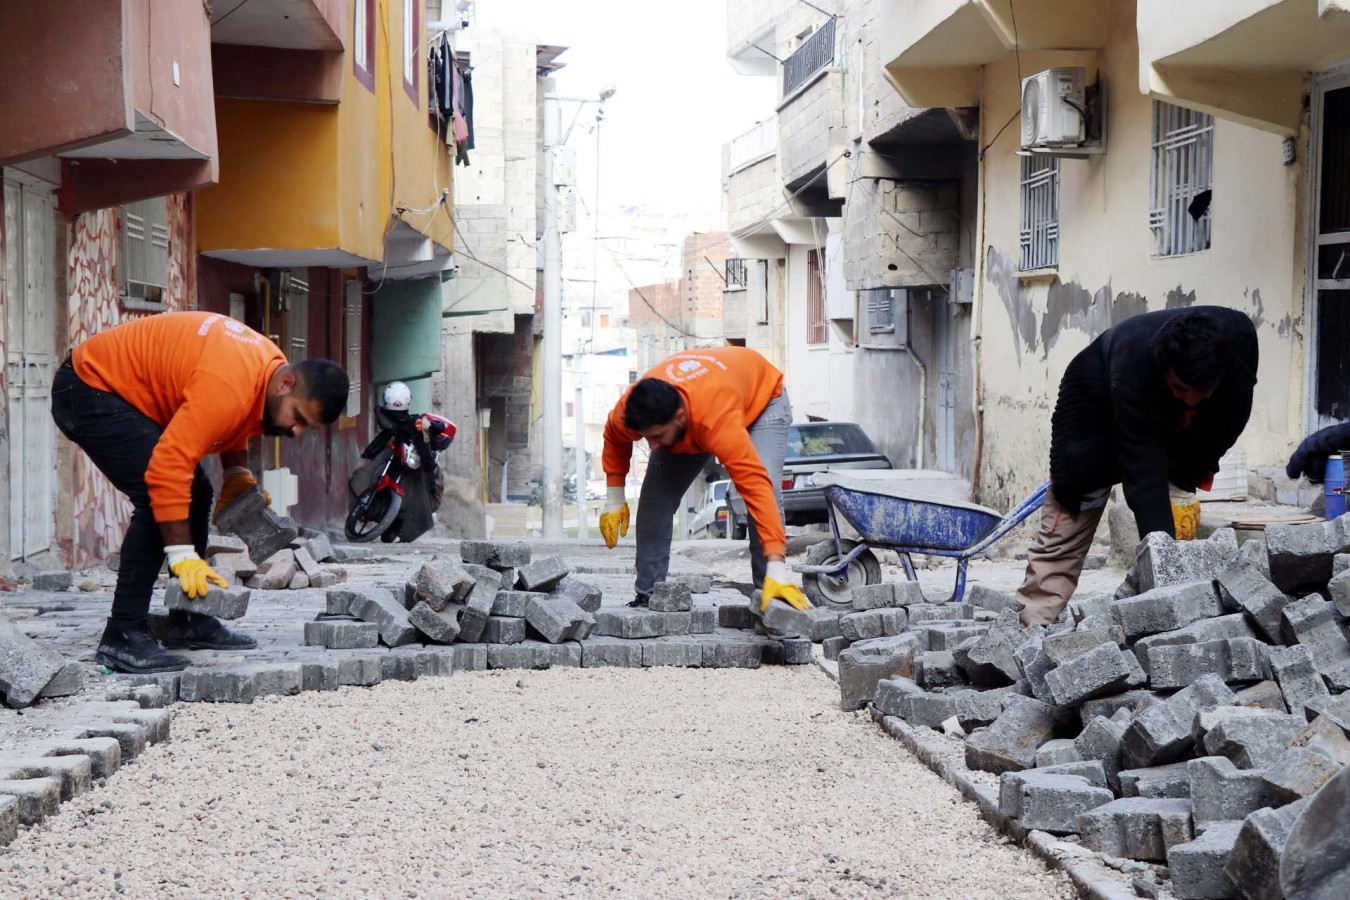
[1021,67,1086,149]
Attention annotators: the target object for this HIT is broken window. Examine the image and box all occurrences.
[1150,101,1214,257]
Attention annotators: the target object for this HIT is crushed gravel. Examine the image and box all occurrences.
[0,667,1073,899]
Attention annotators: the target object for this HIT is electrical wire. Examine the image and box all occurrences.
[980,0,1023,159]
[451,216,535,292]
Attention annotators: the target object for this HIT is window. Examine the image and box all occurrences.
[1020,154,1060,270]
[807,249,826,345]
[353,0,375,92]
[565,402,574,417]
[344,280,364,418]
[600,314,610,328]
[1150,101,1214,257]
[402,0,419,104]
[118,198,169,310]
[725,257,748,290]
[866,290,895,334]
[858,288,909,349]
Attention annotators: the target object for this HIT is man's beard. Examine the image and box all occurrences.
[261,394,290,437]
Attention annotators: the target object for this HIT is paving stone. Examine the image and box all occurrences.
[900,690,966,729]
[1112,581,1224,639]
[1193,705,1278,749]
[1223,799,1310,900]
[1235,680,1288,711]
[761,637,814,666]
[1137,529,1240,591]
[1261,745,1344,802]
[1041,626,1123,665]
[545,643,582,668]
[718,600,755,630]
[332,653,383,686]
[208,551,257,579]
[179,668,261,703]
[641,638,704,668]
[1015,640,1057,705]
[671,573,712,594]
[592,608,690,639]
[161,581,251,620]
[517,554,570,592]
[299,532,334,563]
[459,540,532,568]
[851,580,926,609]
[526,595,592,644]
[0,777,61,826]
[1278,765,1350,900]
[1044,642,1136,706]
[1119,762,1195,799]
[838,608,908,642]
[292,545,322,581]
[821,635,850,661]
[206,534,248,556]
[908,603,974,624]
[965,695,1073,774]
[1189,756,1280,825]
[285,571,309,590]
[1002,772,1114,835]
[1335,552,1350,578]
[345,589,417,647]
[456,580,496,644]
[491,590,542,617]
[452,644,487,672]
[300,661,339,692]
[1133,613,1261,669]
[1266,518,1346,594]
[1217,560,1294,643]
[1147,637,1271,690]
[38,661,86,699]
[1201,708,1306,769]
[0,617,77,709]
[463,563,505,596]
[408,602,461,644]
[410,560,475,611]
[953,609,1027,686]
[1269,644,1331,719]
[31,570,73,592]
[215,487,300,564]
[1078,797,1194,862]
[837,641,915,711]
[648,581,693,612]
[0,755,91,802]
[579,636,645,668]
[1075,715,1128,792]
[1035,738,1082,767]
[916,651,963,689]
[966,584,1021,615]
[30,738,121,782]
[688,605,715,634]
[480,616,527,644]
[486,641,551,670]
[872,677,924,717]
[1281,597,1350,690]
[917,622,989,652]
[1290,714,1350,764]
[1121,674,1237,769]
[303,619,380,649]
[761,603,841,642]
[1168,820,1242,900]
[550,576,602,614]
[701,636,765,669]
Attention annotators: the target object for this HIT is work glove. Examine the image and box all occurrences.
[1287,422,1350,483]
[165,545,228,599]
[213,467,272,523]
[599,486,630,549]
[1169,485,1201,542]
[761,559,810,613]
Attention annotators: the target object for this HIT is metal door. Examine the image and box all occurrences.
[1309,79,1350,430]
[934,299,957,473]
[3,173,56,559]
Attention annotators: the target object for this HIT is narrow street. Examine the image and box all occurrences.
[0,663,1071,899]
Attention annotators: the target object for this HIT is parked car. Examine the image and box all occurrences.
[687,479,731,539]
[728,421,891,536]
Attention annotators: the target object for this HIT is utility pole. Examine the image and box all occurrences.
[541,93,564,539]
[574,381,588,540]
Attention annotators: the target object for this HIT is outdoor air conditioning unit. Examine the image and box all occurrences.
[1021,67,1087,149]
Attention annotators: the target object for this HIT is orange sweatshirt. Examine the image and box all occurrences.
[603,347,787,556]
[72,312,286,523]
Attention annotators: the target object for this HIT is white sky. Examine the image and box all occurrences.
[472,0,778,226]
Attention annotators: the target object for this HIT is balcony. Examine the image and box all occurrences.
[1139,0,1350,134]
[783,18,836,98]
[879,0,1109,108]
[0,0,218,212]
[722,124,784,244]
[211,0,347,105]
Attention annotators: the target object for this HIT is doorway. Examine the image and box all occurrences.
[1309,78,1350,429]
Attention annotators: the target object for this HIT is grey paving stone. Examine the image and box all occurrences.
[851,580,927,609]
[0,614,78,708]
[300,661,339,692]
[907,603,974,624]
[452,644,487,672]
[1168,820,1241,900]
[1217,560,1294,643]
[1035,738,1082,767]
[460,540,532,569]
[1121,674,1237,769]
[179,668,260,703]
[872,677,924,718]
[38,661,86,699]
[966,584,1020,615]
[0,776,61,826]
[592,608,690,639]
[964,695,1073,774]
[1269,644,1330,719]
[761,638,813,666]
[701,636,766,669]
[1045,642,1137,706]
[303,619,380,650]
[954,688,1014,731]
[649,581,693,612]
[408,602,461,644]
[1189,756,1279,825]
[717,600,756,630]
[953,609,1026,686]
[456,579,496,644]
[1281,597,1350,690]
[486,641,551,670]
[688,605,715,634]
[410,560,475,611]
[1329,567,1350,617]
[1077,797,1194,862]
[550,576,602,614]
[1235,679,1287,711]
[839,608,908,643]
[837,641,915,711]
[1112,581,1224,640]
[1223,800,1310,900]
[1261,746,1344,802]
[30,738,121,781]
[580,636,644,668]
[1266,518,1345,594]
[641,638,704,668]
[1078,690,1161,726]
[333,653,383,686]
[0,755,91,801]
[462,564,505,601]
[1075,715,1128,792]
[1004,772,1114,835]
[481,616,527,644]
[299,532,334,563]
[524,595,588,644]
[346,589,417,647]
[761,602,842,642]
[1119,761,1195,799]
[215,486,299,564]
[1279,765,1350,900]
[1041,626,1123,665]
[1133,613,1260,669]
[1147,637,1271,690]
[917,622,989,652]
[31,571,73,591]
[916,651,963,689]
[1135,529,1238,593]
[517,554,570,592]
[1202,709,1307,768]
[671,573,712,594]
[206,534,248,556]
[822,635,850,661]
[292,545,322,581]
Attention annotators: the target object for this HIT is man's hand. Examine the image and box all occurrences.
[761,558,809,613]
[1287,422,1350,484]
[165,545,228,599]
[1169,485,1200,541]
[213,467,271,523]
[599,486,629,549]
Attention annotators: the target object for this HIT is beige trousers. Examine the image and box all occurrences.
[1016,486,1107,627]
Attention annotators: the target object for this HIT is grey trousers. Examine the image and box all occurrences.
[634,391,793,599]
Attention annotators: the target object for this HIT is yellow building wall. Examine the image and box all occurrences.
[389,0,455,251]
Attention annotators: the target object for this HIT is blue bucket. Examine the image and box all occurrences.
[1326,454,1346,520]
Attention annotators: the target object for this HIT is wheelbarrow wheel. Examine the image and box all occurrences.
[802,539,881,612]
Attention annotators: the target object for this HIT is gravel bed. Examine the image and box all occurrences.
[0,667,1073,899]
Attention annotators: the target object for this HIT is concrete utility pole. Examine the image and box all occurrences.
[574,382,588,540]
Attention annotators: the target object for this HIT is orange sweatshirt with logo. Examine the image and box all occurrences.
[72,312,287,523]
[603,347,787,556]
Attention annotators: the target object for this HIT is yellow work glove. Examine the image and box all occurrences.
[214,467,271,523]
[165,545,229,599]
[761,559,810,613]
[1169,485,1201,542]
[599,486,630,549]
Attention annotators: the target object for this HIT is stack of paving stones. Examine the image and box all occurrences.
[855,524,1350,899]
[302,541,813,671]
[212,486,347,590]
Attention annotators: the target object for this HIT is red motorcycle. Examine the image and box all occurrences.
[346,412,455,543]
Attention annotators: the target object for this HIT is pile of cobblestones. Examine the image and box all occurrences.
[827,523,1350,900]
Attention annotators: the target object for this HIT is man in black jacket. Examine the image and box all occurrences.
[1017,307,1259,626]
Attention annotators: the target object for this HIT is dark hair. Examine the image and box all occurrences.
[1153,310,1230,391]
[623,379,683,431]
[294,359,350,424]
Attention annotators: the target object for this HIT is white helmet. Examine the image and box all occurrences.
[382,381,412,411]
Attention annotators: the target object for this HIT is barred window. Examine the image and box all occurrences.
[118,198,169,310]
[1149,101,1214,257]
[807,249,826,345]
[725,257,748,290]
[1019,154,1059,271]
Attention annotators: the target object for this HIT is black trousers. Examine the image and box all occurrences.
[50,360,212,622]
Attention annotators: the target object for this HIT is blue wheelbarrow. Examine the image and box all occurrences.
[792,470,1049,610]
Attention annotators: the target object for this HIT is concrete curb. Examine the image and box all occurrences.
[809,645,1144,900]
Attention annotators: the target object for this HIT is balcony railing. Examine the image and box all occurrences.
[727,119,776,174]
[783,18,835,97]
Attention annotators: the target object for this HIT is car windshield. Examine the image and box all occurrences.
[712,482,729,501]
[788,423,879,459]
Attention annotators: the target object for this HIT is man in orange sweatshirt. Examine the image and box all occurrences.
[599,347,809,622]
[51,312,349,674]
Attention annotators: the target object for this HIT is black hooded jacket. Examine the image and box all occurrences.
[1048,307,1258,538]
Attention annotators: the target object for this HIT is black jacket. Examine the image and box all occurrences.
[1048,307,1258,538]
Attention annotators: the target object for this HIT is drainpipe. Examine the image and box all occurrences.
[969,101,990,502]
[902,299,928,471]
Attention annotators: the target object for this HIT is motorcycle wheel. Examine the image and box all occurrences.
[345,486,403,542]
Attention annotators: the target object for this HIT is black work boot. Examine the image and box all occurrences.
[626,594,649,608]
[159,609,258,651]
[96,618,190,674]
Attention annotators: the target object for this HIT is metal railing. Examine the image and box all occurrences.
[783,18,835,98]
[1019,155,1060,271]
[725,257,748,290]
[1149,101,1214,258]
[727,119,776,173]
